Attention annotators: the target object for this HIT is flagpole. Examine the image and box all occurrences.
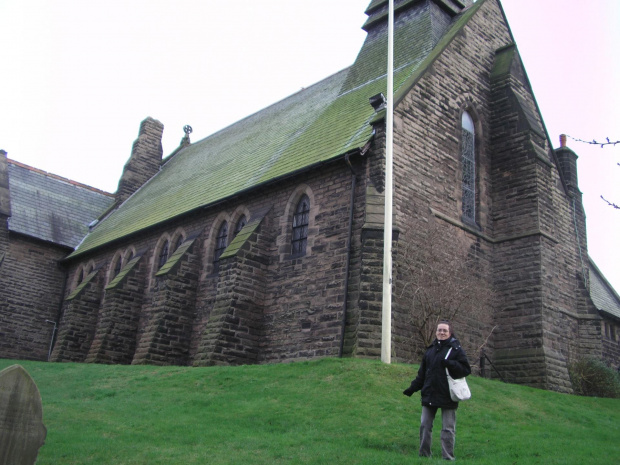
[381,0,394,364]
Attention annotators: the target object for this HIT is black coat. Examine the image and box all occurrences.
[404,337,471,409]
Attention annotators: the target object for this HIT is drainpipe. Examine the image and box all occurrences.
[339,152,358,357]
[47,266,68,361]
[45,320,57,361]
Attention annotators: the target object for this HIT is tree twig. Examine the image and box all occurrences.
[601,195,620,210]
[568,135,620,148]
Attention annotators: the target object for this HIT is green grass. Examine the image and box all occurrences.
[1,358,618,464]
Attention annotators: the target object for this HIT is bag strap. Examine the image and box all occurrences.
[445,347,452,360]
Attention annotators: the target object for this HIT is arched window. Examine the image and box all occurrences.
[213,222,228,272]
[234,215,247,237]
[113,256,122,277]
[158,240,169,269]
[292,195,310,256]
[461,111,476,222]
[77,268,84,285]
[126,250,134,262]
[174,235,184,252]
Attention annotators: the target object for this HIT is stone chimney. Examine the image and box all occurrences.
[555,134,580,196]
[362,0,471,32]
[116,117,164,204]
[0,150,10,217]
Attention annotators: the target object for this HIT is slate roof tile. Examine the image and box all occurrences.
[8,161,114,249]
[589,258,620,321]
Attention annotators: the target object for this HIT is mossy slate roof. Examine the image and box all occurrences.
[71,0,484,258]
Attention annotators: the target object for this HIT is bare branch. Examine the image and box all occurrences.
[567,135,620,148]
[601,195,620,210]
[565,136,618,210]
[400,222,495,355]
[475,325,498,356]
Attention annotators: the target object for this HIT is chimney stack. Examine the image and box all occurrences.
[560,134,567,147]
[555,133,580,196]
[115,117,164,204]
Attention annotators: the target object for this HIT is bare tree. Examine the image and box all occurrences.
[398,222,494,356]
[568,135,619,209]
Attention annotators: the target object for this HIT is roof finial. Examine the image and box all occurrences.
[181,125,193,147]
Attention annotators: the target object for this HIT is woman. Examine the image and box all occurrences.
[403,320,471,460]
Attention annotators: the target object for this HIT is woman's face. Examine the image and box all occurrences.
[436,323,451,341]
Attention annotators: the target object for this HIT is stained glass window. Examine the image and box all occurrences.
[461,111,475,221]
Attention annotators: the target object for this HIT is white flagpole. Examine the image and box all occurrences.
[381,0,394,364]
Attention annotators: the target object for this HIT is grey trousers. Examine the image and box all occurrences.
[419,405,457,460]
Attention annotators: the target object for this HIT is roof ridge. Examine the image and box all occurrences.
[8,158,114,197]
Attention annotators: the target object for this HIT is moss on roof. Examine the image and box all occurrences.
[219,218,262,260]
[70,0,485,259]
[106,254,143,289]
[66,270,99,301]
[394,0,484,105]
[155,237,198,277]
[491,44,517,79]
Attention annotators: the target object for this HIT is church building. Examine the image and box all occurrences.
[2,0,619,392]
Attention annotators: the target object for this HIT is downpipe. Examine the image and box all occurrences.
[339,152,358,357]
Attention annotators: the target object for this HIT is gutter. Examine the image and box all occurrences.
[64,146,368,263]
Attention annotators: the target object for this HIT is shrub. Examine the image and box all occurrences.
[569,358,620,398]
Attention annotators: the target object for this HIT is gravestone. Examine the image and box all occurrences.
[0,365,47,465]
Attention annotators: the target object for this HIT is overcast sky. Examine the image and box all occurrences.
[1,0,618,291]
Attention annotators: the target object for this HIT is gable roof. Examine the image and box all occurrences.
[70,0,485,259]
[7,160,114,249]
[589,258,620,322]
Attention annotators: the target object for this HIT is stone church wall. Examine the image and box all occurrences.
[259,164,358,362]
[51,265,106,362]
[86,255,146,364]
[37,0,614,393]
[369,0,603,392]
[602,320,620,365]
[0,233,68,361]
[388,0,512,366]
[53,160,358,366]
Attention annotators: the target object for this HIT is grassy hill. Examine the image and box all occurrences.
[1,358,618,464]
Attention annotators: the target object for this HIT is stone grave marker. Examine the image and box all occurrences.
[0,365,47,465]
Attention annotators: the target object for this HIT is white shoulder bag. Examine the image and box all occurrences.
[444,347,471,402]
